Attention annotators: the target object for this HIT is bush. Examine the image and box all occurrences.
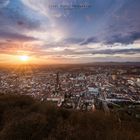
[0,94,139,140]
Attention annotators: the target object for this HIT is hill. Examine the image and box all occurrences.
[0,94,139,140]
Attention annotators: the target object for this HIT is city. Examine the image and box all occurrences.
[0,0,140,139]
[0,63,140,119]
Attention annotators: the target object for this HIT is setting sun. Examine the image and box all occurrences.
[19,55,30,62]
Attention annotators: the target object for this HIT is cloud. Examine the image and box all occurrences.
[34,47,140,56]
[19,0,140,63]
[21,0,140,45]
[104,0,140,45]
[0,31,37,42]
[80,37,98,45]
[63,38,84,44]
[49,48,140,56]
[105,32,140,45]
[0,0,49,44]
[0,0,140,63]
[0,0,43,30]
[0,0,10,8]
[0,0,48,50]
[92,48,140,55]
[82,31,140,45]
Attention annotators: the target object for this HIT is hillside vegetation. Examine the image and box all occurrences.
[0,94,139,140]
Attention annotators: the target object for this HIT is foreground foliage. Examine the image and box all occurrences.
[0,94,139,140]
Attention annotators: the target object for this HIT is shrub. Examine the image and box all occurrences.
[0,94,139,140]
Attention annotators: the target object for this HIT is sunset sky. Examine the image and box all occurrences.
[0,0,140,64]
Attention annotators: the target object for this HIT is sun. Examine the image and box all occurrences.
[19,55,30,62]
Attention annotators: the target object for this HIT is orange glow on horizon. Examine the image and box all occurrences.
[0,53,72,65]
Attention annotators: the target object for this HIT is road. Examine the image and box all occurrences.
[99,90,110,114]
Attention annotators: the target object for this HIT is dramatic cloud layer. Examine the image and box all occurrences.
[0,0,140,63]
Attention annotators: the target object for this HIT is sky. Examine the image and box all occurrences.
[0,0,140,64]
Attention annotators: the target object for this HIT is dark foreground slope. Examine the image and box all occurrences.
[0,94,139,140]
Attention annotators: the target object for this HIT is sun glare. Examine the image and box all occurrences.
[19,55,30,62]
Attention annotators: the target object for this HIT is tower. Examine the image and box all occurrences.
[55,72,61,95]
